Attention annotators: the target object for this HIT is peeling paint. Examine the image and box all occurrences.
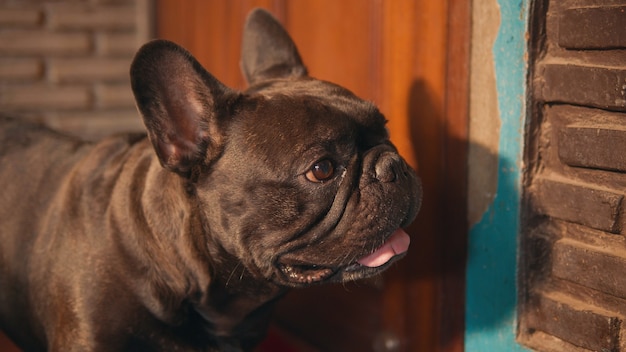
[465,0,531,350]
[467,0,501,226]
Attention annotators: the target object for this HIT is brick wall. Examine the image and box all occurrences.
[0,0,152,140]
[520,1,626,351]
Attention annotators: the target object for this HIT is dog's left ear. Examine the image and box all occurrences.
[130,40,238,177]
[241,8,307,85]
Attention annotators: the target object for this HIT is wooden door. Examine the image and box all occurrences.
[156,1,469,351]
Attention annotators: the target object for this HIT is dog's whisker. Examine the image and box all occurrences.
[225,262,242,287]
[239,264,246,281]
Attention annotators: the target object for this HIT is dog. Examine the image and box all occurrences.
[0,8,421,351]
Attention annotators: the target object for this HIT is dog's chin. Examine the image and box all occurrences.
[273,228,410,287]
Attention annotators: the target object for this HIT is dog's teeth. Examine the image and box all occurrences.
[279,264,333,284]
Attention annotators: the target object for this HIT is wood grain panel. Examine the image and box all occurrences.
[283,0,380,103]
[156,1,470,351]
[439,1,470,350]
[156,0,285,90]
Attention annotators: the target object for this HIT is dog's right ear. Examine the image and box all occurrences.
[130,40,238,177]
[241,8,307,85]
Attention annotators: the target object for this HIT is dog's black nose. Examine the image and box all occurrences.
[375,152,402,183]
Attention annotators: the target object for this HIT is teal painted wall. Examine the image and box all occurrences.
[465,0,530,350]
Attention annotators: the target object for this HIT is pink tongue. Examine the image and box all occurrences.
[357,229,410,268]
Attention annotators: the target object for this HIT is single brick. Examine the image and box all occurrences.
[48,58,130,83]
[553,238,626,299]
[540,63,626,112]
[558,6,626,49]
[95,83,135,108]
[96,32,140,56]
[47,4,136,30]
[0,8,42,26]
[520,330,599,352]
[0,85,91,111]
[559,123,626,172]
[0,31,90,55]
[533,176,623,233]
[0,58,43,80]
[525,291,621,351]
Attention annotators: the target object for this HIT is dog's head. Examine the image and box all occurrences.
[130,9,422,288]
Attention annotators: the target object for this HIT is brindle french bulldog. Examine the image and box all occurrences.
[0,8,421,351]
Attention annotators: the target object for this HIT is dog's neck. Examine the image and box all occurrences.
[111,142,285,339]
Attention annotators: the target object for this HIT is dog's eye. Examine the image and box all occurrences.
[305,159,335,183]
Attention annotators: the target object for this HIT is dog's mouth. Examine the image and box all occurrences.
[276,229,410,285]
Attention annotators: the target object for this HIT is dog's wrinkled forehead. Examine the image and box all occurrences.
[228,78,390,175]
[246,78,388,136]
